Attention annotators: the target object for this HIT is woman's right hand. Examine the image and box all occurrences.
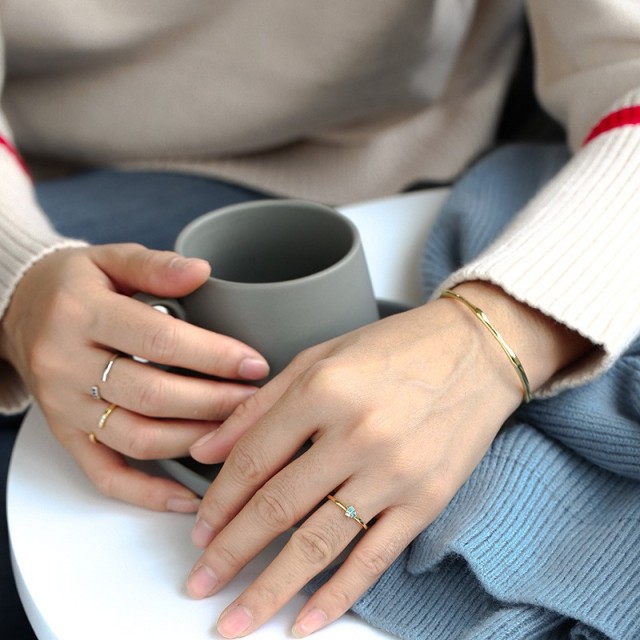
[0,243,270,512]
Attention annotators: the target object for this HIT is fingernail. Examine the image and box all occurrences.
[190,428,219,450]
[292,608,328,637]
[169,256,209,270]
[187,564,219,598]
[217,605,253,638]
[238,357,270,380]
[166,496,200,513]
[192,517,215,548]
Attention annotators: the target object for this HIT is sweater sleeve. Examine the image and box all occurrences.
[0,32,86,414]
[434,0,640,395]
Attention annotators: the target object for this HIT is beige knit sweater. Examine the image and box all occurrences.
[0,0,639,412]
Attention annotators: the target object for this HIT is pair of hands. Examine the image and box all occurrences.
[0,243,589,637]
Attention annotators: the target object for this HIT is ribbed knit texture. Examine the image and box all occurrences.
[430,101,640,394]
[0,143,86,413]
[308,388,640,639]
[337,421,640,639]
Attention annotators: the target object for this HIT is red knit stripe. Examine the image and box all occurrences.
[583,105,640,145]
[0,134,29,174]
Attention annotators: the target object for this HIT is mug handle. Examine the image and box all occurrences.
[133,292,187,321]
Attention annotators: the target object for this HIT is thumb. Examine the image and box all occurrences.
[91,243,211,297]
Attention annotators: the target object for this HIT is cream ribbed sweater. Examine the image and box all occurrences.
[0,0,639,412]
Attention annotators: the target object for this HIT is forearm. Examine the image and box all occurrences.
[438,0,640,393]
[436,1,636,397]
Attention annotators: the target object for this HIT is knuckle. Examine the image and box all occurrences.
[211,542,244,572]
[299,360,338,399]
[350,544,395,578]
[286,346,319,374]
[332,411,396,463]
[250,581,281,610]
[141,320,179,362]
[346,413,388,451]
[139,247,166,274]
[253,486,293,530]
[226,441,265,486]
[199,494,234,528]
[137,379,167,416]
[297,359,356,410]
[229,390,261,422]
[125,424,157,460]
[290,525,336,566]
[323,583,354,611]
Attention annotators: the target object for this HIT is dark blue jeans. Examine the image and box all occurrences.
[1,171,268,636]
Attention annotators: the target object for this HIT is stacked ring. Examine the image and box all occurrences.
[327,494,368,530]
[101,353,121,383]
[98,402,118,430]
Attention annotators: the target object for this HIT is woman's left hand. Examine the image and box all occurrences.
[185,282,591,638]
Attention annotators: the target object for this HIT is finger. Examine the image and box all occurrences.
[189,384,324,547]
[90,243,211,298]
[291,508,415,637]
[189,437,350,559]
[207,487,381,638]
[58,423,201,512]
[93,352,258,420]
[189,350,318,463]
[90,293,269,380]
[86,399,219,459]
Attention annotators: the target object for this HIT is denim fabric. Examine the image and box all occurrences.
[37,169,270,248]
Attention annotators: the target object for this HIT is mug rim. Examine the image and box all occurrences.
[175,199,364,288]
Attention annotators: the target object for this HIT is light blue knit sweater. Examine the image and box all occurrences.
[308,145,640,640]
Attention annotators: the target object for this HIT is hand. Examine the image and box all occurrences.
[185,282,591,637]
[0,244,269,511]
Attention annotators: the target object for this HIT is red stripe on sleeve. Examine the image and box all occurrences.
[583,105,640,146]
[0,134,29,175]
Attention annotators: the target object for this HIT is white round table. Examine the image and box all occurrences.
[7,189,449,639]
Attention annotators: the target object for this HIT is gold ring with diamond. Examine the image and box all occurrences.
[326,494,368,530]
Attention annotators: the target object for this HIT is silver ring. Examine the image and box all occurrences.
[101,353,121,383]
[90,385,102,401]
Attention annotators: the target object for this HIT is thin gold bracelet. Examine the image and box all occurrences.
[440,289,532,403]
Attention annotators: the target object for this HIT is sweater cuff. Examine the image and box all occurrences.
[433,123,640,396]
[0,146,87,414]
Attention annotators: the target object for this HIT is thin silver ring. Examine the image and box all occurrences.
[90,385,102,401]
[101,353,121,383]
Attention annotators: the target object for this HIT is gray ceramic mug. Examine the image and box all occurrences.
[145,199,379,380]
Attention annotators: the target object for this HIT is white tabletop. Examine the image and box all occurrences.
[7,189,449,639]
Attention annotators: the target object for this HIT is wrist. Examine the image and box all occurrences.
[442,281,594,398]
